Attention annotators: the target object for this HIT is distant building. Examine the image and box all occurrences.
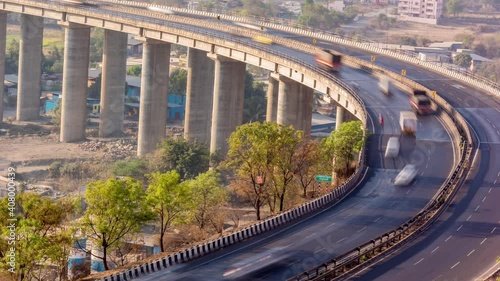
[398,0,444,25]
[468,54,491,71]
[428,42,463,52]
[127,36,143,56]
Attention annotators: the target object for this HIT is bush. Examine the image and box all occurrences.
[111,158,148,180]
[49,161,63,178]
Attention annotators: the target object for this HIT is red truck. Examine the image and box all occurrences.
[315,49,342,72]
[410,90,433,115]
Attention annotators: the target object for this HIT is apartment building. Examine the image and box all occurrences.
[398,0,444,24]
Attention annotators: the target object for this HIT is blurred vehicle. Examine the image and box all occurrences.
[394,164,418,186]
[315,49,342,72]
[378,76,392,95]
[233,22,268,32]
[60,0,85,5]
[147,6,175,15]
[385,136,400,158]
[410,90,433,115]
[400,111,417,136]
[252,35,273,45]
[223,248,292,279]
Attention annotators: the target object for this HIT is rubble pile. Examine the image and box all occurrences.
[103,139,137,160]
[78,140,105,152]
[79,139,137,160]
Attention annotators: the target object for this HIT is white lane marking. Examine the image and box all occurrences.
[445,235,452,242]
[337,237,347,243]
[374,217,381,222]
[457,225,463,231]
[467,249,475,257]
[420,172,425,176]
[283,243,294,249]
[493,124,497,129]
[495,179,498,184]
[345,212,353,217]
[497,171,500,177]
[481,238,487,245]
[475,205,480,211]
[492,227,497,234]
[431,274,443,281]
[467,215,472,221]
[406,189,411,195]
[482,196,486,202]
[327,222,336,228]
[287,259,300,266]
[489,188,493,193]
[357,226,367,233]
[414,258,424,265]
[451,261,460,269]
[431,246,439,253]
[497,131,500,135]
[425,163,429,169]
[315,248,325,254]
[305,233,317,239]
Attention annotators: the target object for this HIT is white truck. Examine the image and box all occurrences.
[400,111,417,136]
[385,137,400,158]
[378,76,392,95]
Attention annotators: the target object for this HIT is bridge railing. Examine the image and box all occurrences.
[98,0,500,96]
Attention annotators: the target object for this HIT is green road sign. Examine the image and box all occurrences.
[315,175,332,182]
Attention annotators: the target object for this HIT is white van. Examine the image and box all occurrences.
[385,137,400,158]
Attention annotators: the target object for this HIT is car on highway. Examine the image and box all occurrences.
[394,164,418,186]
[315,49,342,72]
[59,0,85,5]
[385,136,400,158]
[147,6,175,15]
[233,22,268,32]
[223,247,292,279]
[252,36,273,45]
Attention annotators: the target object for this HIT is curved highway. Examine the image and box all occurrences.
[12,1,474,280]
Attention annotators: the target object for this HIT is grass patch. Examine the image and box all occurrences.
[43,37,64,51]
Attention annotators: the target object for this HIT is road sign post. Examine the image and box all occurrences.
[315,175,332,182]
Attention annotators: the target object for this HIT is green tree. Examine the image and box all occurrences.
[298,0,344,29]
[226,122,276,220]
[49,99,62,129]
[0,193,77,281]
[446,0,463,16]
[475,59,500,82]
[453,53,472,67]
[322,121,366,174]
[186,170,228,231]
[112,158,149,181]
[400,36,417,46]
[226,122,310,218]
[146,171,193,252]
[127,65,142,77]
[89,28,104,62]
[150,139,211,180]
[5,39,19,74]
[454,33,475,49]
[81,178,154,270]
[169,67,188,95]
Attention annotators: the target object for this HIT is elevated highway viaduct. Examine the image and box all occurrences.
[0,1,496,281]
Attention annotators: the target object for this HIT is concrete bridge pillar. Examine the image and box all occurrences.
[184,48,214,145]
[298,85,314,136]
[59,22,90,142]
[99,30,127,137]
[137,38,170,156]
[265,75,279,123]
[207,53,246,155]
[335,105,345,129]
[273,73,300,129]
[17,15,43,121]
[0,12,6,123]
